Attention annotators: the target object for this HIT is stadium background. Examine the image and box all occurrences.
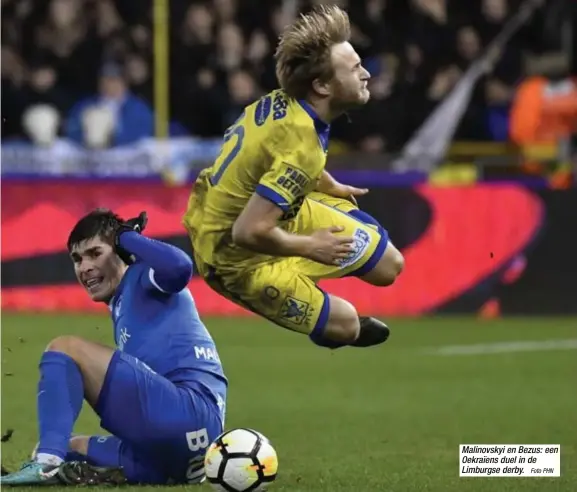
[1,1,576,490]
[2,0,576,315]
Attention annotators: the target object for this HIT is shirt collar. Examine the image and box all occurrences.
[298,99,330,152]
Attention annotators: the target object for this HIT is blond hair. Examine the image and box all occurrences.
[274,5,351,100]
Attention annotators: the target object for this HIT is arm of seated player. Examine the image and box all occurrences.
[117,231,193,293]
[316,170,368,203]
[231,193,314,257]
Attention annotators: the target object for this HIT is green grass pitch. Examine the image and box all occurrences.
[1,314,576,491]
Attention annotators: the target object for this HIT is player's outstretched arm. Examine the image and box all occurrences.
[118,231,193,293]
[232,194,354,266]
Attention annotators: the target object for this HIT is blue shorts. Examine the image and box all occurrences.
[69,351,224,484]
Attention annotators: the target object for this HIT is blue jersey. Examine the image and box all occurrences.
[108,261,227,413]
[75,232,226,484]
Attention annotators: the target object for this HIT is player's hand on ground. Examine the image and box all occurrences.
[306,226,355,266]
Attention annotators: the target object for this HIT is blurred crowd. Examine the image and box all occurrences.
[2,0,576,152]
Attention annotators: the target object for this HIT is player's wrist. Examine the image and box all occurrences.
[114,230,136,265]
[315,170,339,194]
[291,235,316,259]
[115,227,132,243]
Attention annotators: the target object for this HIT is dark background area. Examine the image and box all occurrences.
[3,0,575,151]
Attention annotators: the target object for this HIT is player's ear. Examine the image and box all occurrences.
[312,77,331,97]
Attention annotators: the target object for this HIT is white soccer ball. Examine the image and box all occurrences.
[204,428,278,492]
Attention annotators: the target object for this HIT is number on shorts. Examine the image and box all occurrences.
[186,455,205,484]
[186,428,209,452]
[210,113,245,186]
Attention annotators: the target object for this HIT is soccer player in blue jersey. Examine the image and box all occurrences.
[1,209,227,486]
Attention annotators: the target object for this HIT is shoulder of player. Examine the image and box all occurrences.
[259,91,315,147]
[127,261,147,274]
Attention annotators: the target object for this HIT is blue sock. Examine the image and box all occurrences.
[308,291,348,349]
[36,351,84,460]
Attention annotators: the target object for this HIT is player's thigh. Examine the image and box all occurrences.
[307,193,405,283]
[96,351,223,451]
[46,336,115,407]
[294,195,389,280]
[306,191,359,213]
[207,261,330,336]
[65,435,167,484]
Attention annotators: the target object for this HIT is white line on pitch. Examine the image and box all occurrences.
[425,339,577,356]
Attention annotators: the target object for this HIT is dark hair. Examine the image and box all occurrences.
[67,208,123,251]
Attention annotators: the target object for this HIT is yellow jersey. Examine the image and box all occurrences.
[183,89,330,273]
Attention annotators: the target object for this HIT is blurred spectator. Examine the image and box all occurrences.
[27,0,103,96]
[455,27,482,68]
[81,105,116,149]
[215,23,246,73]
[2,46,29,137]
[246,29,276,90]
[178,3,215,72]
[213,0,238,24]
[124,54,151,101]
[22,104,60,147]
[23,61,75,115]
[65,63,154,147]
[223,69,261,128]
[95,0,124,39]
[485,77,515,141]
[428,65,462,102]
[510,53,577,148]
[410,0,454,66]
[478,0,509,42]
[129,24,151,53]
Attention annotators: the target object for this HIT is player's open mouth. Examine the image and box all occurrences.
[84,277,104,292]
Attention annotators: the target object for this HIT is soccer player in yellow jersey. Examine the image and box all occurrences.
[183,5,404,349]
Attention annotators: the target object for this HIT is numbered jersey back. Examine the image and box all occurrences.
[185,90,327,270]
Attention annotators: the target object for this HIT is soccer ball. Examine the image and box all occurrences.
[204,428,278,492]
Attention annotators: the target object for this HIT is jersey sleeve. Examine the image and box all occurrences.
[256,137,322,212]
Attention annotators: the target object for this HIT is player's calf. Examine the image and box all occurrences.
[26,336,116,469]
[319,295,360,345]
[360,242,404,287]
[311,296,390,349]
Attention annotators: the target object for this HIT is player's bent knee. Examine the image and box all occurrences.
[323,296,360,344]
[45,335,86,355]
[45,336,100,367]
[361,244,405,287]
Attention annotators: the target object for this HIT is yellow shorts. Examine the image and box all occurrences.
[196,192,389,336]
